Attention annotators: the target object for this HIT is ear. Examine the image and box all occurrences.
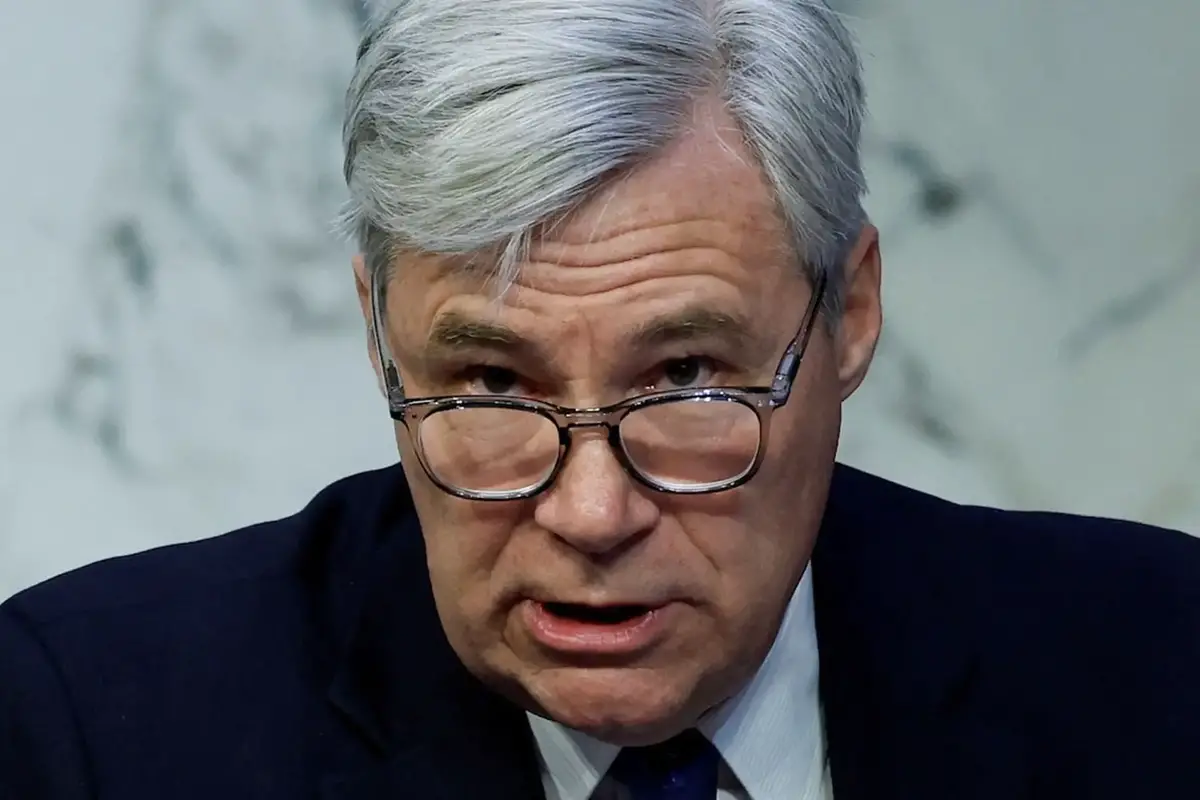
[834,224,883,400]
[352,254,386,397]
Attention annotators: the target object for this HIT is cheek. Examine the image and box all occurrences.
[419,508,516,601]
[418,514,522,672]
[755,413,836,563]
[677,397,836,613]
[671,498,804,616]
[701,513,806,605]
[760,351,842,500]
[397,435,530,662]
[408,482,522,623]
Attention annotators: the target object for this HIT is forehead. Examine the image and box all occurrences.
[540,104,786,261]
[387,103,801,342]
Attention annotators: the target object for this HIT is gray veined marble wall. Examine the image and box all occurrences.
[0,0,382,593]
[844,0,1200,525]
[1,0,1197,596]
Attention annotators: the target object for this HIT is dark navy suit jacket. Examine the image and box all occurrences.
[2,464,1199,799]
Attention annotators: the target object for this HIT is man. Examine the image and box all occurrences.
[2,1,1198,798]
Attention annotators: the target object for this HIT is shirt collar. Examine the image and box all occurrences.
[527,567,824,800]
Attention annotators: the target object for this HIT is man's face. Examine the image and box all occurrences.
[355,103,881,745]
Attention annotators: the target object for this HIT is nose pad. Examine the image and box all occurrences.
[559,419,628,465]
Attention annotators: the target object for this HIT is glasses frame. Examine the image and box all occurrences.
[370,268,826,501]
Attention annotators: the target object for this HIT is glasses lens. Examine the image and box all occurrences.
[619,397,761,490]
[417,406,560,495]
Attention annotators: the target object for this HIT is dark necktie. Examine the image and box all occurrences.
[605,728,721,800]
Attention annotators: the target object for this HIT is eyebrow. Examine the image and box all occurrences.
[627,307,761,354]
[423,312,553,366]
[421,305,763,367]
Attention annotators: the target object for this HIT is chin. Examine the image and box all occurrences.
[525,664,699,746]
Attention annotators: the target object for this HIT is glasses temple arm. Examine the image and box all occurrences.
[769,273,827,405]
[370,267,407,406]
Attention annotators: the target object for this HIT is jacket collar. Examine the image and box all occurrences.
[812,465,1029,797]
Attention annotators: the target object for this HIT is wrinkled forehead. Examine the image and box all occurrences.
[381,253,799,380]
[379,111,808,363]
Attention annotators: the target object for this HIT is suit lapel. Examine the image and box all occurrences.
[322,478,545,800]
[813,465,1032,798]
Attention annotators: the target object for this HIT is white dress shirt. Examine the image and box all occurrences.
[528,568,834,800]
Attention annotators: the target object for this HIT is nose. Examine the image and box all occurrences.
[533,432,659,556]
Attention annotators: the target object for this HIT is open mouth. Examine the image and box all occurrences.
[524,600,668,653]
[540,602,653,625]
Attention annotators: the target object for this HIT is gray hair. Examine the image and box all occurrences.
[340,0,866,314]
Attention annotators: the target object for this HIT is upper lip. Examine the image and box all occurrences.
[528,596,669,608]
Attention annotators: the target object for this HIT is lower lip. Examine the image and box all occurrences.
[521,601,669,655]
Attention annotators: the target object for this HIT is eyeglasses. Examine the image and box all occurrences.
[370,269,825,501]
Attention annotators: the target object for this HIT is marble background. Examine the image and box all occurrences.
[1,0,1197,597]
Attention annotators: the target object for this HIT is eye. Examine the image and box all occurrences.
[467,365,521,395]
[652,356,719,391]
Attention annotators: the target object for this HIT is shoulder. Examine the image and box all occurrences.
[833,463,1200,701]
[951,492,1199,623]
[826,464,1200,691]
[3,465,408,625]
[0,465,421,795]
[825,466,1200,788]
[830,463,1200,608]
[0,464,416,691]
